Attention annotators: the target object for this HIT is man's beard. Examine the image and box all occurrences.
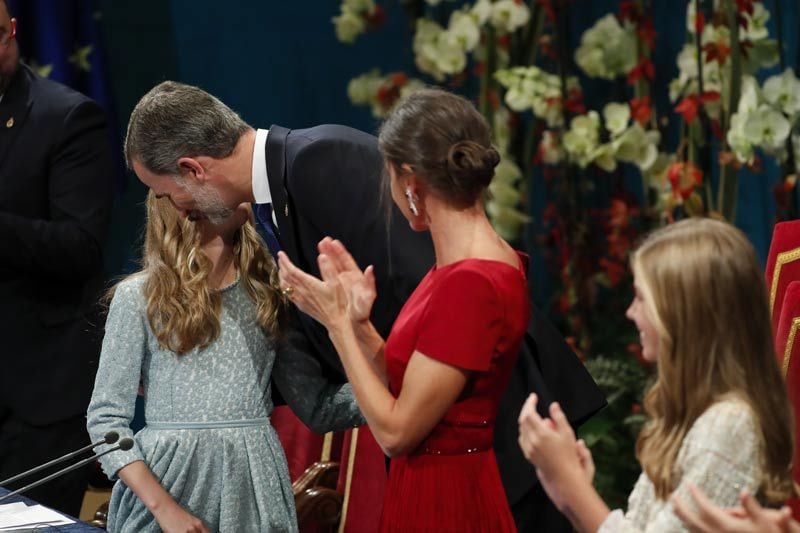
[182,182,234,226]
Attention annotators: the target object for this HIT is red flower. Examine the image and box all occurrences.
[364,5,386,32]
[389,72,407,86]
[694,10,705,34]
[637,18,657,51]
[735,0,755,16]
[629,96,652,125]
[703,40,731,65]
[536,0,556,24]
[564,87,586,115]
[376,71,408,112]
[600,258,626,287]
[618,0,641,23]
[627,57,655,85]
[608,199,630,229]
[674,91,720,124]
[667,161,703,200]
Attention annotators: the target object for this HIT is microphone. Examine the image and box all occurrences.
[0,438,134,504]
[0,431,119,487]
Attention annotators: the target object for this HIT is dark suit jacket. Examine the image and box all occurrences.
[263,124,605,509]
[0,64,112,425]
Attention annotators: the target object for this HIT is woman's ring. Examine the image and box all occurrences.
[281,285,295,298]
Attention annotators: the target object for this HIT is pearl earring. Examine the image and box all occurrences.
[405,187,419,216]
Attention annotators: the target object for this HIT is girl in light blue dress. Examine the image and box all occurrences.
[87,193,362,532]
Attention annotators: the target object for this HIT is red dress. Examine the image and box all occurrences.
[379,255,530,532]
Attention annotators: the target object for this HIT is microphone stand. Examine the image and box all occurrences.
[0,431,119,487]
[0,438,134,504]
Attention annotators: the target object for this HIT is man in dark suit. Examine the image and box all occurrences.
[126,81,605,531]
[0,0,113,515]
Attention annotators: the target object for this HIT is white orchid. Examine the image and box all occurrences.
[342,0,374,12]
[333,9,366,44]
[540,130,565,165]
[741,2,770,42]
[493,105,513,155]
[471,0,492,26]
[495,66,579,128]
[490,0,531,34]
[449,9,481,52]
[574,14,637,80]
[494,155,523,185]
[591,143,618,172]
[763,68,800,118]
[347,69,383,106]
[613,124,660,171]
[744,105,791,153]
[487,151,529,241]
[563,111,601,168]
[603,102,630,137]
[413,19,447,80]
[728,111,756,163]
[346,70,425,118]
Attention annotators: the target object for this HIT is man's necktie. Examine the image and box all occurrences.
[253,203,282,259]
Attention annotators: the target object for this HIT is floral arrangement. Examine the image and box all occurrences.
[332,0,796,506]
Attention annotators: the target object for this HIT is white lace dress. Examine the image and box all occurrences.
[599,398,762,532]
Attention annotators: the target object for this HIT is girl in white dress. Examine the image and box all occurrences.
[518,217,795,533]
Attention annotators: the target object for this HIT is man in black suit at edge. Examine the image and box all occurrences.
[0,0,113,516]
[126,81,606,531]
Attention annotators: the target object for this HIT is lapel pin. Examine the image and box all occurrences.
[5,117,13,128]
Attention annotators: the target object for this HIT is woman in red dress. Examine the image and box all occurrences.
[277,88,529,532]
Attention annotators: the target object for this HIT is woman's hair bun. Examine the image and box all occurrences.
[445,140,500,191]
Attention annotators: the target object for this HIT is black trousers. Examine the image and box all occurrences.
[0,408,91,516]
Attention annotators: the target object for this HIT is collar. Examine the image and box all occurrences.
[251,128,271,204]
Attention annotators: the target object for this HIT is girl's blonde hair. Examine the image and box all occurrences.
[113,191,285,354]
[634,218,795,503]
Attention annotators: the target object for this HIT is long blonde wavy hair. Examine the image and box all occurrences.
[114,191,285,354]
[634,218,795,503]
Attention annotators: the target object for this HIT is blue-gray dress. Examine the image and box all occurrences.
[86,275,363,532]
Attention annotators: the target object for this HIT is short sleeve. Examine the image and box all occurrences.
[415,267,501,371]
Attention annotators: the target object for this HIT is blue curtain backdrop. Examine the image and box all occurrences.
[163,1,798,265]
[5,1,797,281]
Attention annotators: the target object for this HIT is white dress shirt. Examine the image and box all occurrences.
[251,128,279,227]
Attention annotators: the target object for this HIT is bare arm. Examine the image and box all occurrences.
[518,394,610,533]
[278,249,469,456]
[117,461,209,533]
[329,319,468,456]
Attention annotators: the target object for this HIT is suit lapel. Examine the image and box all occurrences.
[265,124,300,264]
[0,66,33,174]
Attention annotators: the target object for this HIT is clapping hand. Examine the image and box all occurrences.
[317,237,376,324]
[277,238,376,330]
[673,485,799,533]
[518,393,593,512]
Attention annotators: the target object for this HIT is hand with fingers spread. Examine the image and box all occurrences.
[673,485,800,533]
[517,393,589,512]
[317,237,377,324]
[277,249,350,330]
